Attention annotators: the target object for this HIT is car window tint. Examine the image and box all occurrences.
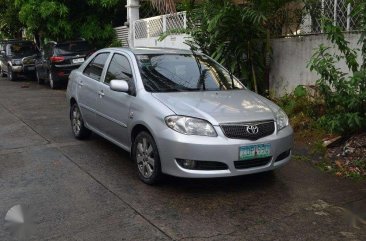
[105,54,132,84]
[55,42,92,55]
[6,42,38,57]
[83,53,109,81]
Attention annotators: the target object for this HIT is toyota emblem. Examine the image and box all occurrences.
[246,125,259,134]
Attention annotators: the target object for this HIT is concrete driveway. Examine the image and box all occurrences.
[0,77,365,241]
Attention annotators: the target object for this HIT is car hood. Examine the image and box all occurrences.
[151,90,279,125]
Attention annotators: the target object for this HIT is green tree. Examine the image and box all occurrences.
[15,0,123,47]
[0,0,24,39]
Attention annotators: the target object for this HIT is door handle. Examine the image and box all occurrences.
[78,81,84,87]
[98,90,105,97]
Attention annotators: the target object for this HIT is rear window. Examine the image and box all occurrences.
[6,42,38,57]
[55,42,92,55]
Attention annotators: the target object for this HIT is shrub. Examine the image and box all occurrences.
[307,7,366,134]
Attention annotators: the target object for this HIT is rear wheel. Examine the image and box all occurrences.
[132,131,162,185]
[70,103,91,140]
[49,71,57,89]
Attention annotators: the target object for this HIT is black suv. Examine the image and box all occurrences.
[35,40,94,89]
[0,40,39,81]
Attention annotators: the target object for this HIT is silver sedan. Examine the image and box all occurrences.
[66,47,293,184]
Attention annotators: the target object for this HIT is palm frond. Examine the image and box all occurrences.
[148,0,176,14]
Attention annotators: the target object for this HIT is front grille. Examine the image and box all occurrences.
[220,120,275,140]
[195,161,228,170]
[234,157,272,169]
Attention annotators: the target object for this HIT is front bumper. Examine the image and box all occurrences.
[156,125,294,178]
[11,65,36,73]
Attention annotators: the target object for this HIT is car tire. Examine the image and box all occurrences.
[49,71,57,89]
[70,103,91,140]
[132,131,163,185]
[0,67,6,77]
[36,69,43,84]
[8,67,17,81]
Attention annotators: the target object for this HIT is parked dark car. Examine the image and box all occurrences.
[0,40,39,81]
[35,40,94,89]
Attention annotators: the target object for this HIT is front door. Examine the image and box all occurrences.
[95,53,135,147]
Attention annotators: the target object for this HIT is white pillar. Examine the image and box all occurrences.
[126,0,140,48]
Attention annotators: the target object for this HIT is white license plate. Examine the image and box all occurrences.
[27,67,35,71]
[72,58,84,64]
[239,144,271,160]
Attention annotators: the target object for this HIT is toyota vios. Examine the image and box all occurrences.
[66,48,293,184]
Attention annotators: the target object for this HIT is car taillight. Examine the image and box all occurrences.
[50,56,65,63]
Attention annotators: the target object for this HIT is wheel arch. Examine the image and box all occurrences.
[130,124,154,145]
[69,98,77,119]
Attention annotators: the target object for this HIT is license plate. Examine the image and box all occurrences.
[27,66,35,71]
[239,144,271,160]
[72,58,84,64]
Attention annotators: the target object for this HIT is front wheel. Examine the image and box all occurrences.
[0,67,6,77]
[70,103,91,140]
[8,67,17,81]
[132,132,162,185]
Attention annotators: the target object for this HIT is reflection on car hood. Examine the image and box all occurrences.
[152,90,279,124]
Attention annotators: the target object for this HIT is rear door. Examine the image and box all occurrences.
[77,52,110,130]
[96,52,136,147]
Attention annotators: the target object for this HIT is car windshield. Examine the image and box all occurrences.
[55,42,92,55]
[136,54,244,92]
[7,42,38,57]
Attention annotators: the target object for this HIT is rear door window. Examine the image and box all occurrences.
[83,53,110,81]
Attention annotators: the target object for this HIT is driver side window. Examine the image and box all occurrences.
[104,54,132,85]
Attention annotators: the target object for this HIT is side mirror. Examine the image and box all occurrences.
[0,50,5,56]
[110,79,129,93]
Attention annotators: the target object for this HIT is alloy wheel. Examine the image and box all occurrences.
[49,72,54,89]
[136,138,155,179]
[71,106,82,136]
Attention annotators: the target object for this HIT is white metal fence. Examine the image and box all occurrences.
[134,11,187,40]
[114,26,129,47]
[300,0,361,35]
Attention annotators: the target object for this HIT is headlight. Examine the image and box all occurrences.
[165,116,217,137]
[275,109,289,130]
[11,59,22,65]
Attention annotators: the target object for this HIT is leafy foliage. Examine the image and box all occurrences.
[180,0,300,94]
[11,0,123,47]
[274,85,323,131]
[0,0,23,38]
[308,5,366,134]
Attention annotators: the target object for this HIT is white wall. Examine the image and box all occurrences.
[134,34,191,49]
[270,33,363,96]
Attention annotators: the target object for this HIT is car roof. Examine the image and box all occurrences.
[107,47,195,55]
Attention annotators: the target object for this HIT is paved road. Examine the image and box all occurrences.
[0,77,365,241]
